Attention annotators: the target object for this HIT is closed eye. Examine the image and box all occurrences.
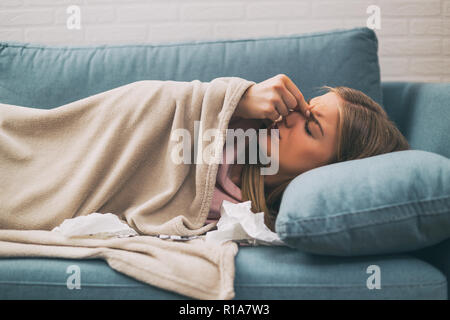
[304,118,312,136]
[305,98,313,136]
[305,97,324,137]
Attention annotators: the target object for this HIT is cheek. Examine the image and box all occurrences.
[258,131,278,163]
[262,126,322,174]
[281,131,331,175]
[279,131,310,173]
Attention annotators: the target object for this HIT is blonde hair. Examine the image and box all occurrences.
[240,86,410,232]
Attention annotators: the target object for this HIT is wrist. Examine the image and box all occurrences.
[233,89,251,119]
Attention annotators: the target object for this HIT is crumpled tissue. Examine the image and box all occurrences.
[52,212,138,238]
[205,200,285,246]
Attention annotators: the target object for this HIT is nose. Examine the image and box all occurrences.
[284,109,304,128]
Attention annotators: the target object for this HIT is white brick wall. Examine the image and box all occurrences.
[0,0,449,83]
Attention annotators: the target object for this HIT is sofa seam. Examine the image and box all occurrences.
[281,194,450,224]
[234,281,447,289]
[278,209,450,238]
[1,280,445,290]
[0,281,146,288]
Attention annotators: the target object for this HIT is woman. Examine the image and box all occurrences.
[209,74,410,232]
[0,74,410,300]
[0,73,408,234]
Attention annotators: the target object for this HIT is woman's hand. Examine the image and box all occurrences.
[233,74,312,124]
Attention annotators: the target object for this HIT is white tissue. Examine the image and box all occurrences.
[52,212,138,238]
[205,200,285,246]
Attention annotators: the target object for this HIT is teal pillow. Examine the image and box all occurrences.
[276,150,450,256]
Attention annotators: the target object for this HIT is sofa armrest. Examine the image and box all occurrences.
[381,82,450,159]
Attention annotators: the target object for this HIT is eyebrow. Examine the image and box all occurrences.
[306,98,325,137]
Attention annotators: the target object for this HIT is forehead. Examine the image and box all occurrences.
[310,92,342,117]
[311,92,340,106]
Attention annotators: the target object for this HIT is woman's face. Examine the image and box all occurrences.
[264,92,341,182]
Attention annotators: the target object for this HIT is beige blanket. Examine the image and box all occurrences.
[0,76,256,299]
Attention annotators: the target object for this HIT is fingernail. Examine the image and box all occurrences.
[306,110,310,117]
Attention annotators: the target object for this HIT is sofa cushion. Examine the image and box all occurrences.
[381,82,450,159]
[0,27,382,110]
[0,246,446,300]
[276,150,450,256]
[412,238,450,298]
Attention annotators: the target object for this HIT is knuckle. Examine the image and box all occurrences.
[288,97,298,109]
[276,78,286,88]
[267,92,279,104]
[263,106,276,117]
[272,82,283,90]
[262,104,273,113]
[269,97,280,106]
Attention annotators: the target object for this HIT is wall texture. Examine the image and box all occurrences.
[0,0,449,82]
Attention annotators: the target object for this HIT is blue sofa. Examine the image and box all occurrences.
[0,27,449,299]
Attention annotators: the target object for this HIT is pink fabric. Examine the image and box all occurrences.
[206,118,264,224]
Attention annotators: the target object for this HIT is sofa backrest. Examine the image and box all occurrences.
[1,27,447,158]
[382,82,450,158]
[0,27,382,110]
[6,27,447,158]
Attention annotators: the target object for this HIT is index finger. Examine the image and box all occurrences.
[282,75,311,117]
